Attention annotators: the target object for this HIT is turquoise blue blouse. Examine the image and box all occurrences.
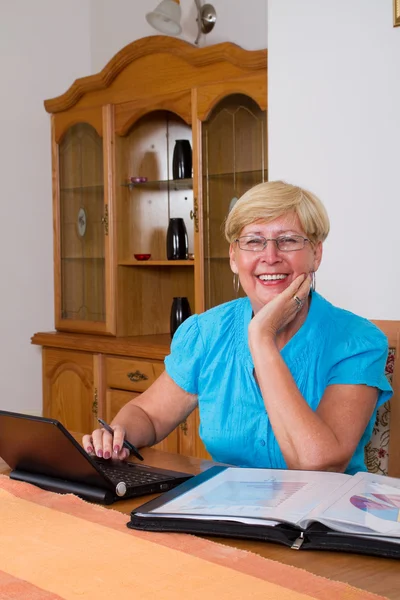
[164,292,392,474]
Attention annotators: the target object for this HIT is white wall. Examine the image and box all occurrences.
[268,0,400,319]
[0,0,91,414]
[90,0,268,72]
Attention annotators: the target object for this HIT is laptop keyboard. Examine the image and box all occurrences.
[95,461,170,487]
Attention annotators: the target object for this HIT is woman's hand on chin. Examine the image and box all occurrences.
[249,273,311,343]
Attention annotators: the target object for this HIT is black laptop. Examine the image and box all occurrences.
[0,410,192,504]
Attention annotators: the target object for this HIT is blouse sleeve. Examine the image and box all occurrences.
[327,327,393,408]
[164,315,205,395]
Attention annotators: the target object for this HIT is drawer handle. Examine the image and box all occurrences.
[127,370,149,383]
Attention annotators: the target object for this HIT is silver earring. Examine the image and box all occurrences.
[311,271,316,292]
[233,273,240,296]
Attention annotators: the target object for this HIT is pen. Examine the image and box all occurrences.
[97,418,144,461]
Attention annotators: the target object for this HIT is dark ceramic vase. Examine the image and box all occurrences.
[170,297,192,338]
[172,139,192,180]
[166,217,188,260]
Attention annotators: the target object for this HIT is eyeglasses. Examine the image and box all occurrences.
[235,235,309,252]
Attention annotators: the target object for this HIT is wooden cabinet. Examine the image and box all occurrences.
[33,36,267,459]
[42,348,96,433]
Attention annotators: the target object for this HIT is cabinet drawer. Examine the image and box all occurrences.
[105,389,140,422]
[105,356,164,392]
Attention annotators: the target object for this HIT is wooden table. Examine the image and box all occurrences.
[1,447,399,599]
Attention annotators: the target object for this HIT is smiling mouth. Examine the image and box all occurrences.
[257,274,288,281]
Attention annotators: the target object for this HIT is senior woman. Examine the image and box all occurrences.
[83,181,392,474]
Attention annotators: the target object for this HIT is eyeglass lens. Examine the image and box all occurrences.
[236,235,307,252]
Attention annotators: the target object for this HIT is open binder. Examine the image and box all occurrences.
[128,466,400,559]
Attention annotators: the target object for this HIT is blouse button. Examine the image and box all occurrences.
[260,439,266,446]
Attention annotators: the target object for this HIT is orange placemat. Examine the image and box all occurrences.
[0,475,388,600]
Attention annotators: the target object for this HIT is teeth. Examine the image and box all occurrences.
[258,274,287,281]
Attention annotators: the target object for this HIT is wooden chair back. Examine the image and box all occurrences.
[366,320,400,478]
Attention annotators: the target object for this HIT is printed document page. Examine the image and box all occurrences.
[311,471,400,539]
[144,467,349,526]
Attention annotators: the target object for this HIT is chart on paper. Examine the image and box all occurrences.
[184,480,306,512]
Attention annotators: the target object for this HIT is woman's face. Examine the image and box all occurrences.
[229,212,323,314]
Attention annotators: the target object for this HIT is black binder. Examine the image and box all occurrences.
[128,466,400,559]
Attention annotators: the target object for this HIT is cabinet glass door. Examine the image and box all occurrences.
[201,94,267,310]
[58,123,106,324]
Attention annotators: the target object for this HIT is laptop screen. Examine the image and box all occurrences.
[0,410,111,490]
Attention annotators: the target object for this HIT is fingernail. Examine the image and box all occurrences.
[113,445,120,454]
[96,449,103,458]
[86,446,93,453]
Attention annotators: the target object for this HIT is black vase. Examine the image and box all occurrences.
[166,217,188,260]
[170,297,192,338]
[172,140,192,180]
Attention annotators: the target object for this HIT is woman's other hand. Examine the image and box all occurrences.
[82,425,130,461]
[249,273,311,343]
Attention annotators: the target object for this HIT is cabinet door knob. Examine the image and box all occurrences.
[179,419,188,435]
[127,370,148,383]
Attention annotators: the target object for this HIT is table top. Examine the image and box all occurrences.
[1,447,399,599]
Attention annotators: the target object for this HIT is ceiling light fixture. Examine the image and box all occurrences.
[146,0,217,45]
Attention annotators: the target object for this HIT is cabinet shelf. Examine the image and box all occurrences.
[118,260,194,267]
[204,256,229,261]
[122,178,193,191]
[205,169,266,181]
[61,257,105,261]
[60,185,104,192]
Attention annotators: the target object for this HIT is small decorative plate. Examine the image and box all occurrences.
[77,207,87,237]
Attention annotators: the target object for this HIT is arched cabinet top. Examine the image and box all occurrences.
[194,74,267,122]
[114,90,192,136]
[53,110,103,143]
[44,36,267,115]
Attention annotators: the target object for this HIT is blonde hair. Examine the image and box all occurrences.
[224,181,330,244]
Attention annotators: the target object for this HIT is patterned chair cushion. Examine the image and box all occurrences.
[364,347,395,475]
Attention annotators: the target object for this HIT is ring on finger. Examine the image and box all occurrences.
[293,295,303,310]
